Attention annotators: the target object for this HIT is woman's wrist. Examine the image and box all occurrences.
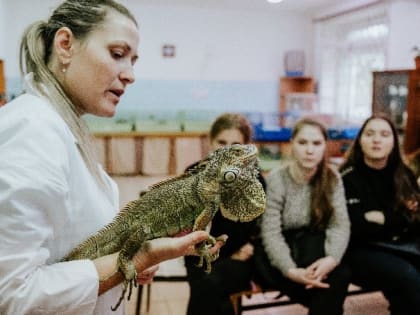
[93,252,124,295]
[286,267,299,280]
[94,252,119,281]
[324,255,338,268]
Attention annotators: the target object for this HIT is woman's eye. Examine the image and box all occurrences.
[112,51,124,59]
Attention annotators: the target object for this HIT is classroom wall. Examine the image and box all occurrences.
[0,0,313,115]
[1,0,417,117]
[0,1,5,60]
[387,0,420,70]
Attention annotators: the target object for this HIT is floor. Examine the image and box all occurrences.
[138,283,389,315]
[113,175,390,315]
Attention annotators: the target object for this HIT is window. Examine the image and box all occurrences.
[315,3,389,123]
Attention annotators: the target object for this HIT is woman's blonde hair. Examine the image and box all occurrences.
[19,0,137,189]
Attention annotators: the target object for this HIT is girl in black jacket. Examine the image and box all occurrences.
[340,114,420,315]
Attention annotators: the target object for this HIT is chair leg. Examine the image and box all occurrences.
[135,285,143,315]
[135,284,152,314]
[230,294,241,315]
[146,283,151,313]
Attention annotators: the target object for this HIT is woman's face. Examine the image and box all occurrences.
[210,128,245,151]
[360,118,394,162]
[291,125,326,170]
[62,10,139,117]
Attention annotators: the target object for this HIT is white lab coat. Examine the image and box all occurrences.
[0,92,125,314]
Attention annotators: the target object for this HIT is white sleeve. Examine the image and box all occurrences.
[0,108,99,315]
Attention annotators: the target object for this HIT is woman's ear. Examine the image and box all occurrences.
[53,27,74,67]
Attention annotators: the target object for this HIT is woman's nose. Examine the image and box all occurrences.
[120,66,135,84]
[372,134,381,142]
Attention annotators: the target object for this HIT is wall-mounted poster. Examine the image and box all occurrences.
[372,70,410,131]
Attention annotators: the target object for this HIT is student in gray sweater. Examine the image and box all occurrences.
[256,118,351,315]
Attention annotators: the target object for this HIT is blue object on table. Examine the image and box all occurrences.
[253,124,292,141]
[341,127,360,140]
[286,71,304,77]
[327,128,343,140]
[327,127,360,140]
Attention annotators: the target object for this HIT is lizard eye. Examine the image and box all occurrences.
[224,169,238,182]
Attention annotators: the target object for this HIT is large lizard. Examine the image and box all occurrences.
[62,144,266,310]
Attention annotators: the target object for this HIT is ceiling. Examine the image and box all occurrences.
[134,0,341,13]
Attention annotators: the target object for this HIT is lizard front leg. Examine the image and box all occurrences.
[192,204,220,273]
[111,231,145,311]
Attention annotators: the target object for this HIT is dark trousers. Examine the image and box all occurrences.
[185,256,253,315]
[346,246,420,315]
[257,261,350,315]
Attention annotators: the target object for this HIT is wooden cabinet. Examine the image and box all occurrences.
[372,70,409,132]
[372,69,420,154]
[404,69,420,154]
[279,76,315,113]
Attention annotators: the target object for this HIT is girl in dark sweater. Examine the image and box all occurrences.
[184,113,266,315]
[340,114,420,315]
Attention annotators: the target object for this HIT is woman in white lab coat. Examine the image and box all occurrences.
[0,1,223,314]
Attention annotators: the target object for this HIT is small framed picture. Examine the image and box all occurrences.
[162,44,175,58]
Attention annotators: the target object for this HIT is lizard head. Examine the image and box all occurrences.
[198,144,266,222]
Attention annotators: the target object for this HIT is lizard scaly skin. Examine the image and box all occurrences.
[62,144,266,310]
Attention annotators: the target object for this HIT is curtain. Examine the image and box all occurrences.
[315,2,389,123]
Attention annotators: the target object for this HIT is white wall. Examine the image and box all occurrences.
[0,0,6,59]
[1,1,315,112]
[130,5,312,81]
[2,0,313,82]
[387,0,420,70]
[2,0,418,91]
[2,0,62,76]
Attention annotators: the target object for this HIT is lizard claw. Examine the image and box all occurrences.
[111,281,127,311]
[111,258,138,311]
[195,243,212,272]
[215,234,228,244]
[111,278,137,311]
[210,250,219,262]
[195,234,226,273]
